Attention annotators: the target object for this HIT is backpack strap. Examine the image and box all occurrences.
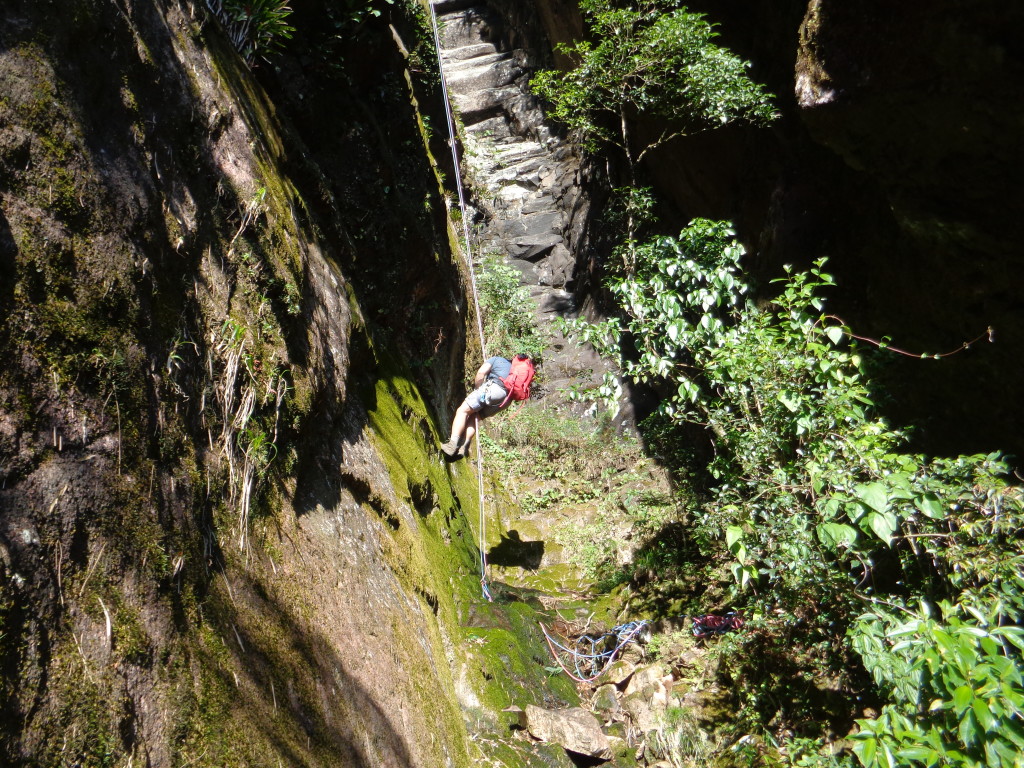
[498,388,513,409]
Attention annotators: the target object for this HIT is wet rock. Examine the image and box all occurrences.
[591,683,620,715]
[524,705,612,759]
[623,662,671,697]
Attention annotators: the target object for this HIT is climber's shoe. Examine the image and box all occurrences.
[440,440,460,457]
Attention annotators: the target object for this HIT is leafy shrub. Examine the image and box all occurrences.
[206,0,295,64]
[565,217,1024,757]
[476,254,545,362]
[852,601,1024,768]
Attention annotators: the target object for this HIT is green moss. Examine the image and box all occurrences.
[107,593,152,667]
[362,365,588,754]
[0,585,17,710]
[168,626,245,767]
[31,635,125,767]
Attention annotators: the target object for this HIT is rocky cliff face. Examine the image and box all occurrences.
[2,0,1021,762]
[790,0,1024,459]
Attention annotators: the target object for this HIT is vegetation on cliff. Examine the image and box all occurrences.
[534,2,1024,765]
[0,0,546,764]
[2,0,1021,767]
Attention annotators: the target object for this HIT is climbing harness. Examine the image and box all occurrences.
[540,620,650,683]
[428,3,492,602]
[692,612,743,638]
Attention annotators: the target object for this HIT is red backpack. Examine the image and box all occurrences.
[500,356,535,406]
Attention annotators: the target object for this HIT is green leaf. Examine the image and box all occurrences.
[725,525,743,549]
[730,561,752,588]
[855,482,890,513]
[733,542,747,564]
[959,707,979,748]
[1002,720,1024,749]
[953,684,973,715]
[818,497,841,519]
[914,492,946,520]
[991,626,1024,652]
[993,739,1022,765]
[895,746,938,762]
[973,696,995,732]
[816,522,858,550]
[856,735,877,766]
[846,501,868,522]
[863,511,898,545]
[825,326,845,345]
[885,472,915,499]
[777,390,800,413]
[878,742,895,768]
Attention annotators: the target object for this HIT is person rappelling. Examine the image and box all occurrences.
[441,353,534,459]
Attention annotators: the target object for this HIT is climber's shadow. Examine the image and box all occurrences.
[487,530,544,571]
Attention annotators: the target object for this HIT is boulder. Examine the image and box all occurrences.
[591,683,620,715]
[619,691,664,733]
[623,663,671,697]
[524,705,612,759]
[501,211,563,239]
[538,243,573,287]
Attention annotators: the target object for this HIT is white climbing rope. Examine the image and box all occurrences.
[428,2,493,601]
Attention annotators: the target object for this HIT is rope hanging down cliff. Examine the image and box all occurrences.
[428,2,493,602]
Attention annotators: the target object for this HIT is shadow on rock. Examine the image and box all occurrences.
[488,529,545,571]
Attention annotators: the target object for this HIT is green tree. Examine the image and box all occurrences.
[531,0,776,184]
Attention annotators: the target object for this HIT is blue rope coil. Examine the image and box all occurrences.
[541,620,650,682]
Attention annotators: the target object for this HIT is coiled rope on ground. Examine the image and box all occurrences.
[540,620,650,683]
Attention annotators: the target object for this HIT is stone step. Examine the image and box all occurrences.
[445,57,519,94]
[464,115,513,140]
[430,0,480,13]
[436,11,491,49]
[496,184,534,203]
[472,156,547,188]
[452,86,517,124]
[443,43,496,62]
[493,140,545,159]
[443,51,509,74]
[502,211,564,240]
[520,194,558,214]
[434,0,582,295]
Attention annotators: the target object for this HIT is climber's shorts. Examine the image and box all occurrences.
[463,380,507,412]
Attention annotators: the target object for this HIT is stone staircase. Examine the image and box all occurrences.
[432,0,584,342]
[431,0,620,406]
